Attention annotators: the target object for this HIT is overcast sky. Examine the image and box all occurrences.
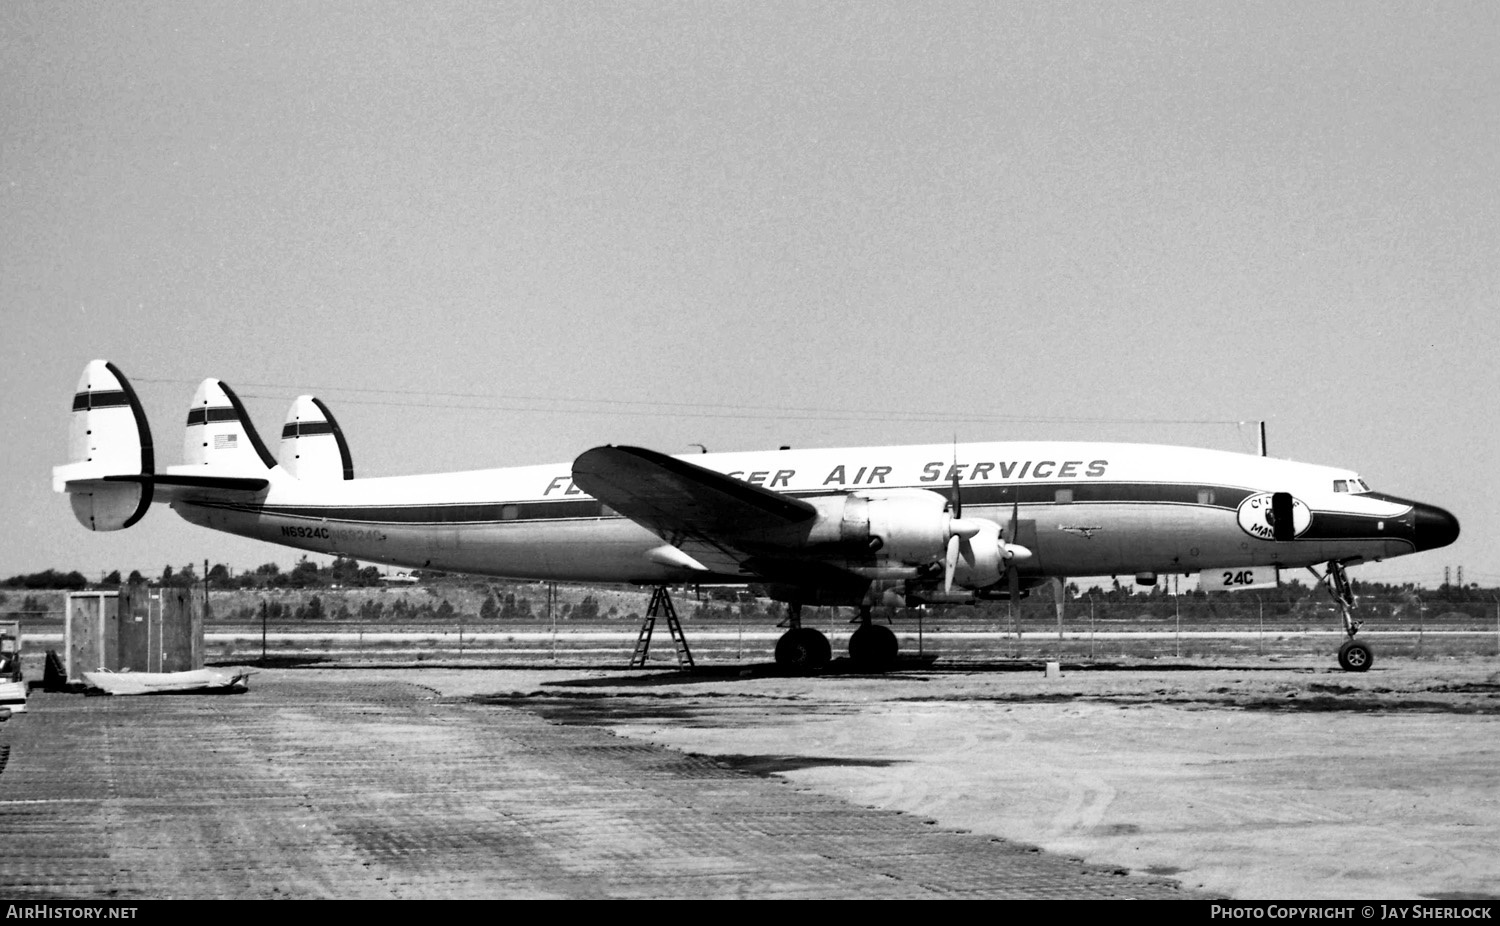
[3,1,1496,589]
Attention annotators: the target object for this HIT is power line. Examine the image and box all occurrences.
[133,376,1252,429]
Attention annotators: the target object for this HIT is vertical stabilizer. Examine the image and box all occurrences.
[279,396,354,480]
[179,379,276,473]
[52,360,155,530]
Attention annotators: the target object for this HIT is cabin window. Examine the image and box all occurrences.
[500,504,519,520]
[1054,488,1073,504]
[1197,489,1215,505]
[1333,480,1348,493]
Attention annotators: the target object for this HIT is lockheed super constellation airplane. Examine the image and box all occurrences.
[54,360,1459,672]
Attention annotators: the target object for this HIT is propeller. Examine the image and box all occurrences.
[1006,494,1023,602]
[942,470,988,593]
[938,468,1037,594]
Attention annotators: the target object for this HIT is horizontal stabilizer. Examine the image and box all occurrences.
[104,473,271,493]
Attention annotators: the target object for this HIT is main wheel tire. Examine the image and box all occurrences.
[775,628,832,670]
[1337,639,1374,672]
[848,623,899,669]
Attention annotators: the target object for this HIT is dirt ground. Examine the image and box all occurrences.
[407,655,1500,900]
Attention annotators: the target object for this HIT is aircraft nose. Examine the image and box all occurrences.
[1412,502,1460,552]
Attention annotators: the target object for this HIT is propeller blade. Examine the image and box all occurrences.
[950,472,962,519]
[944,534,960,593]
[1006,491,1023,601]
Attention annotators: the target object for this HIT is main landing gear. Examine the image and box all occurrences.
[774,602,832,670]
[848,606,898,670]
[774,603,899,671]
[1311,560,1373,672]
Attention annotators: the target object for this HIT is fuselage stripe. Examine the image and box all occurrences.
[198,481,1262,526]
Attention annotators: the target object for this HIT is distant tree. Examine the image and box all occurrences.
[435,599,456,620]
[102,570,122,586]
[206,563,232,587]
[127,569,145,585]
[329,555,363,586]
[159,565,174,586]
[3,569,88,590]
[479,595,499,621]
[574,595,600,621]
[255,562,281,576]
[289,558,321,588]
[295,595,325,621]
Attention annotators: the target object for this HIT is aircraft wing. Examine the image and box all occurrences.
[571,445,822,578]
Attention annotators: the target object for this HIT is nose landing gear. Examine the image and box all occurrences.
[1311,560,1374,672]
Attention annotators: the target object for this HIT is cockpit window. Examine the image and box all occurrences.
[1333,478,1371,494]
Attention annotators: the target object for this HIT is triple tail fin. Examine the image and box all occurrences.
[51,360,155,530]
[279,396,354,480]
[54,362,275,532]
[176,378,278,474]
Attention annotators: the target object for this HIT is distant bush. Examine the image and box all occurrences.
[3,569,88,590]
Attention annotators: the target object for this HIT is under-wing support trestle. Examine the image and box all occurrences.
[631,586,694,668]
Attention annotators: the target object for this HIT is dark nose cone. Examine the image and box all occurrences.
[1413,503,1460,552]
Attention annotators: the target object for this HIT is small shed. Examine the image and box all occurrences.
[65,584,204,682]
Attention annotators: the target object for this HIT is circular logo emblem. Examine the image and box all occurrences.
[1236,493,1311,541]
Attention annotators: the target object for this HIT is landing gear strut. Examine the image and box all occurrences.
[847,605,898,670]
[774,602,831,670]
[1310,561,1373,672]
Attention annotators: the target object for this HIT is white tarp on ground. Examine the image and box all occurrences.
[0,680,26,712]
[81,669,251,696]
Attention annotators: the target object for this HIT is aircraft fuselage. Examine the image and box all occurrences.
[169,440,1456,593]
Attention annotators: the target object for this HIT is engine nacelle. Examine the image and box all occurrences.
[799,489,1027,591]
[863,491,950,564]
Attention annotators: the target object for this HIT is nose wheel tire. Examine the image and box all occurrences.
[775,627,832,670]
[1337,639,1374,672]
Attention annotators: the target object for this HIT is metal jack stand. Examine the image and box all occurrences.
[631,586,694,668]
